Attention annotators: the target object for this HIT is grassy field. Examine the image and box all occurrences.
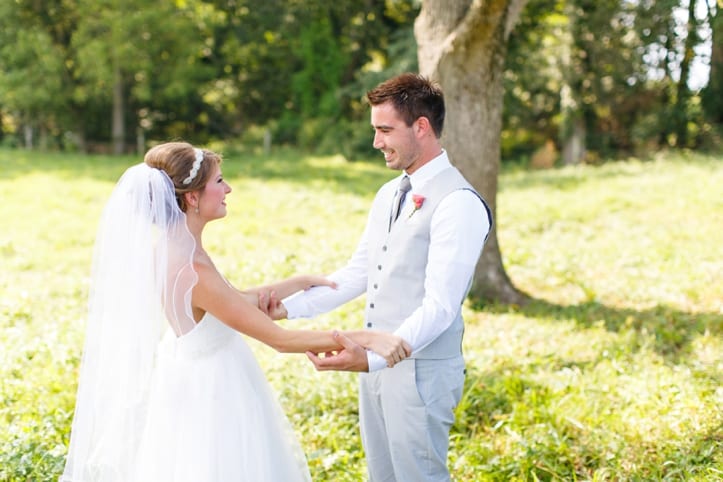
[1,147,721,481]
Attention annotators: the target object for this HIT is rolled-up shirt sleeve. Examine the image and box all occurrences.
[283,225,369,318]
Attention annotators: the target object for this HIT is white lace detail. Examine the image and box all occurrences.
[182,148,204,185]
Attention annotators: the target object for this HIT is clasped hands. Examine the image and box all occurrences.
[257,287,411,372]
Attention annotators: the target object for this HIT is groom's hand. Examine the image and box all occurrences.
[258,290,288,320]
[306,331,369,372]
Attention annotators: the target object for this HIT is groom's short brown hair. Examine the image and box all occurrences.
[366,73,445,138]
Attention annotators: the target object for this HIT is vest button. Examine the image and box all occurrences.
[370,303,375,308]
[377,265,382,270]
[373,284,378,289]
[367,322,372,328]
[382,245,387,251]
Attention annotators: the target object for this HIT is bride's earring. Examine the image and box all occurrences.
[194,205,200,214]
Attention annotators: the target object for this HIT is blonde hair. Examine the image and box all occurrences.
[144,142,221,212]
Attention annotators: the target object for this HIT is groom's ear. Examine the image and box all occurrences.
[413,116,432,138]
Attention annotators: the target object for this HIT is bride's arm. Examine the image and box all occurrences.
[193,263,342,354]
[193,263,407,367]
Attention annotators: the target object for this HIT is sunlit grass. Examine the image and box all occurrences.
[1,148,721,481]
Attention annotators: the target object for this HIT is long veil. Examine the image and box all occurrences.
[61,163,197,481]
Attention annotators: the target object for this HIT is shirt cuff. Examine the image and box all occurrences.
[281,291,308,319]
[366,350,387,372]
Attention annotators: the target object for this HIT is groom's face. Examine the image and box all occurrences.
[371,101,423,173]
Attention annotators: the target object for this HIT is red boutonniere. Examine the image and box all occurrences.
[408,194,425,218]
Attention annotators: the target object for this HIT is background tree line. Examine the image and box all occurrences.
[0,0,720,162]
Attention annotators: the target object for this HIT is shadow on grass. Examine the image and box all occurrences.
[474,297,722,365]
[222,151,394,197]
[499,151,722,192]
[0,149,133,182]
[0,148,394,197]
[499,164,633,192]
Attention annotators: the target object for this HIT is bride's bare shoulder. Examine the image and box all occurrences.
[192,254,233,293]
[191,252,218,278]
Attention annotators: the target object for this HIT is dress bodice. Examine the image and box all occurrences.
[160,313,237,360]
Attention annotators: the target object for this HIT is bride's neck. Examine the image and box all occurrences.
[185,215,205,240]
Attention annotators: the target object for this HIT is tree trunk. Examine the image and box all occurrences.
[659,32,675,147]
[136,126,146,155]
[561,119,585,165]
[23,123,33,149]
[112,60,125,155]
[39,124,48,150]
[415,0,529,304]
[703,1,722,124]
[674,0,699,147]
[559,6,585,165]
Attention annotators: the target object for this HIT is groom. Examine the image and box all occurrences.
[276,73,491,482]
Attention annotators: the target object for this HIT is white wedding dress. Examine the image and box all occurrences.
[61,163,311,482]
[134,313,311,482]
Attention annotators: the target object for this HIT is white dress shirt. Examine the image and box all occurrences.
[284,150,490,371]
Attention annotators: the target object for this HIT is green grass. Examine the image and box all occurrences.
[1,147,721,481]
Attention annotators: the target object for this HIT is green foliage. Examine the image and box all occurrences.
[1,148,721,481]
[0,0,718,159]
[0,0,419,150]
[0,0,77,141]
[72,0,213,142]
[292,17,344,119]
[504,0,720,162]
[268,0,419,153]
[504,0,565,158]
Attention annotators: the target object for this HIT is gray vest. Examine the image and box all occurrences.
[364,167,489,359]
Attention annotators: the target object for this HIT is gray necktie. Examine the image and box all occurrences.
[391,175,412,224]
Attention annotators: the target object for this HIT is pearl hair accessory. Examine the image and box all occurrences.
[182,148,204,185]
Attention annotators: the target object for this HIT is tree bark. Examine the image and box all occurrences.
[112,60,125,155]
[703,1,722,124]
[23,123,33,149]
[559,5,585,165]
[415,0,528,304]
[674,0,699,147]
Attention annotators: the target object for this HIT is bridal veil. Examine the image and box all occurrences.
[61,163,197,481]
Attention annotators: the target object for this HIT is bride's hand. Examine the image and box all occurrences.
[258,290,288,320]
[366,332,412,368]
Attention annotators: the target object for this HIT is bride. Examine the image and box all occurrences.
[60,142,411,481]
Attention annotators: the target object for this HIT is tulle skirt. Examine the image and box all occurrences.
[134,314,311,482]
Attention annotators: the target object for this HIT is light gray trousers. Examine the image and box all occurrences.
[359,356,466,482]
